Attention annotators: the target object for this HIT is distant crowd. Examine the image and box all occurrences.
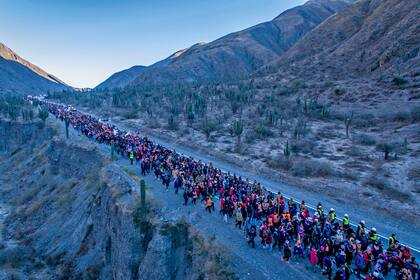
[30,97,419,280]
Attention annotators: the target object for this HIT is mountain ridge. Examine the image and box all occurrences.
[95,0,354,90]
[0,42,72,95]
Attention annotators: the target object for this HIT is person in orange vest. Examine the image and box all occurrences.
[205,197,213,213]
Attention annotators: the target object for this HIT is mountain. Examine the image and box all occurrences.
[262,0,420,82]
[96,0,354,89]
[0,42,71,95]
[96,65,147,90]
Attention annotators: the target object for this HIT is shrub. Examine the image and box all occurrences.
[290,139,315,155]
[38,108,49,123]
[200,118,217,140]
[291,158,335,177]
[392,76,408,86]
[364,175,389,190]
[122,110,138,120]
[354,133,376,146]
[376,142,393,160]
[407,165,420,182]
[266,154,292,171]
[0,246,33,268]
[254,124,273,139]
[334,88,346,96]
[410,106,420,122]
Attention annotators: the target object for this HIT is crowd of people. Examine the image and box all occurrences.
[31,97,419,280]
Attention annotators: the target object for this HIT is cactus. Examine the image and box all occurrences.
[232,120,244,151]
[266,110,278,127]
[284,141,290,157]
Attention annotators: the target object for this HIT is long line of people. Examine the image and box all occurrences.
[32,97,419,280]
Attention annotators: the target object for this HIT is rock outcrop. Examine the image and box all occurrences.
[0,119,235,280]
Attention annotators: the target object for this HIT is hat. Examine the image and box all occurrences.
[330,208,334,211]
[361,220,365,225]
[344,214,348,218]
[372,227,377,232]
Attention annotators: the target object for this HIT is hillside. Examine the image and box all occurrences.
[262,0,420,83]
[0,42,71,95]
[94,0,353,89]
[96,65,147,90]
[0,116,238,280]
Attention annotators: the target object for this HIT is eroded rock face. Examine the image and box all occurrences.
[0,120,235,280]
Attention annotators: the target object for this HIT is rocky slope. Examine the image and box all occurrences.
[262,0,420,83]
[0,42,71,96]
[95,0,353,89]
[96,65,147,90]
[0,118,236,280]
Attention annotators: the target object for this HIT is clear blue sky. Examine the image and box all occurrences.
[0,0,305,88]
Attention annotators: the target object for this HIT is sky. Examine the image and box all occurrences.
[0,0,306,88]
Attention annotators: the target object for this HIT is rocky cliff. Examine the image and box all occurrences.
[263,0,420,82]
[0,119,236,280]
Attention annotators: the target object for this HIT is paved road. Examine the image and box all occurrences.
[109,118,420,255]
[49,101,420,254]
[61,119,323,280]
[55,111,418,279]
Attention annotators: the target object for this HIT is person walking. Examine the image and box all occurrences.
[235,209,244,229]
[129,152,134,165]
[205,197,213,213]
[283,240,292,262]
[247,226,256,248]
[309,247,319,272]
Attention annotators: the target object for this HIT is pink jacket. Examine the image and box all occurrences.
[309,249,318,265]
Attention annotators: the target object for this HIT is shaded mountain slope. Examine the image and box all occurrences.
[93,0,353,89]
[0,42,71,95]
[263,0,420,81]
[96,65,147,90]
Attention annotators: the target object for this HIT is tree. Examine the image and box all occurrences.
[201,118,216,140]
[38,108,49,126]
[232,120,244,152]
[377,142,393,160]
